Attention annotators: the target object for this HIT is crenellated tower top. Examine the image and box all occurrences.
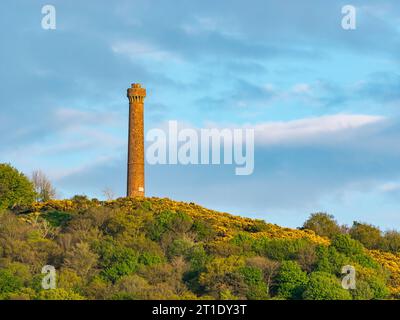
[127,83,146,103]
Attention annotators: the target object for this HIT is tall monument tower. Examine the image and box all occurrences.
[127,83,146,198]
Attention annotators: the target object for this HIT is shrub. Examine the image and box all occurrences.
[296,244,317,272]
[191,220,216,241]
[239,266,264,286]
[188,245,208,273]
[138,252,164,266]
[253,238,309,261]
[167,237,194,259]
[113,274,151,300]
[199,256,246,297]
[276,261,307,299]
[184,245,209,293]
[332,234,364,256]
[367,276,390,299]
[149,210,193,241]
[41,211,72,227]
[220,289,238,300]
[36,288,85,300]
[96,240,139,283]
[243,220,268,233]
[353,254,379,269]
[238,266,268,300]
[315,246,349,275]
[64,242,99,278]
[0,270,23,295]
[352,280,374,300]
[303,271,352,300]
[57,269,83,292]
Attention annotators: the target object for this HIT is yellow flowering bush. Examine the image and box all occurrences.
[369,250,400,296]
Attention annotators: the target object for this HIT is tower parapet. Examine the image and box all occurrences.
[127,83,146,103]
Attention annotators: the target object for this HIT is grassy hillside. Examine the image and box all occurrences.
[0,197,398,300]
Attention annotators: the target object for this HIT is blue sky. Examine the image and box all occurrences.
[1,0,400,229]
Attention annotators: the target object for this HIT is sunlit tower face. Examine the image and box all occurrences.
[127,83,146,198]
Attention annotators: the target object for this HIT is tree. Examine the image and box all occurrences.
[302,213,342,239]
[381,230,400,253]
[246,256,280,295]
[297,244,317,272]
[349,222,382,249]
[96,240,139,283]
[114,274,152,299]
[32,170,56,202]
[167,237,195,259]
[303,271,352,300]
[0,164,36,209]
[64,242,99,278]
[148,210,193,242]
[102,187,115,201]
[199,256,246,298]
[238,266,268,300]
[276,261,307,299]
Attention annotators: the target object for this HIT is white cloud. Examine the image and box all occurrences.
[111,40,181,63]
[263,83,277,93]
[181,17,218,35]
[181,16,242,38]
[253,114,386,145]
[378,182,400,193]
[156,114,386,148]
[55,107,120,124]
[292,83,312,94]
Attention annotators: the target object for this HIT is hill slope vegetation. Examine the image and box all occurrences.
[0,197,399,300]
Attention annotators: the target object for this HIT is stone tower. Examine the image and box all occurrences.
[127,83,146,198]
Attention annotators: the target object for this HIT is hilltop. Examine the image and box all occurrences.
[0,197,399,300]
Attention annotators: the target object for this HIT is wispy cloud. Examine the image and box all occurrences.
[111,40,182,63]
[378,182,400,193]
[254,114,386,145]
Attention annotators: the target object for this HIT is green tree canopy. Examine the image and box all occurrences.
[331,234,364,256]
[0,164,36,209]
[349,222,382,249]
[276,261,307,299]
[303,213,341,239]
[303,271,352,300]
